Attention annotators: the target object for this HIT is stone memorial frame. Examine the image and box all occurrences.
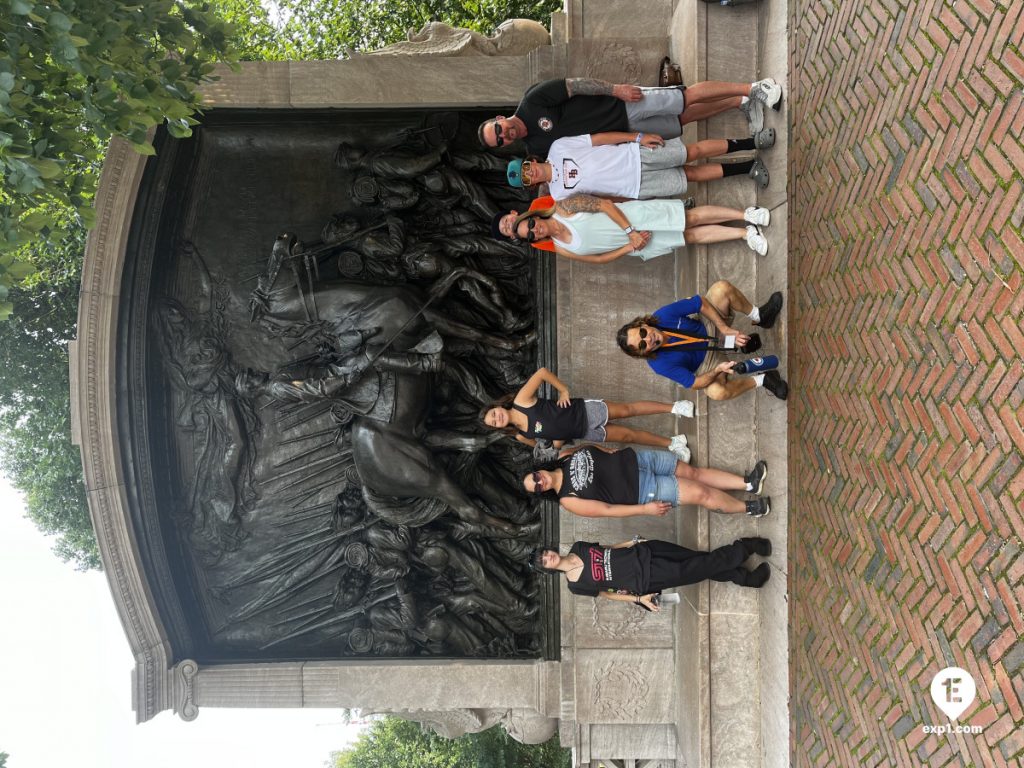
[71,49,567,732]
[72,7,693,764]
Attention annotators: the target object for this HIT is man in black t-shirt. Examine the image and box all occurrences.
[478,77,783,157]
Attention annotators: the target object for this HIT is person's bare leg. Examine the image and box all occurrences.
[686,205,746,226]
[605,400,673,419]
[680,96,742,125]
[705,280,753,317]
[685,81,753,104]
[604,424,670,449]
[685,225,746,246]
[676,478,745,513]
[685,164,726,183]
[676,462,746,490]
[685,139,729,160]
[706,376,757,400]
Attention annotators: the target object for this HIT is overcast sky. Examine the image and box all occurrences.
[0,476,365,768]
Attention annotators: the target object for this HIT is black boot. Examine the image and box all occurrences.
[743,563,771,588]
[740,537,772,557]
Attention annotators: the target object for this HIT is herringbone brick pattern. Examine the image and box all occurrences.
[789,0,1024,764]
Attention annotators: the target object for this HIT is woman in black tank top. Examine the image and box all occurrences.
[523,444,771,520]
[482,366,693,457]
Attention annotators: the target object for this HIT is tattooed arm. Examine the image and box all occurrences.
[553,195,652,263]
[558,195,643,238]
[557,193,607,214]
[566,78,644,101]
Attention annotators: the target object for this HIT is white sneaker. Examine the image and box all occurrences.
[745,225,768,256]
[671,400,695,417]
[750,78,782,108]
[744,206,770,226]
[669,435,690,463]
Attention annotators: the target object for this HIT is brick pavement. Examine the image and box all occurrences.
[788,0,1024,764]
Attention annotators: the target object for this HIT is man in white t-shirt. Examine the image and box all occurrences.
[506,128,774,200]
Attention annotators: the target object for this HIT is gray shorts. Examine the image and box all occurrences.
[625,87,684,141]
[638,138,687,197]
[581,399,610,442]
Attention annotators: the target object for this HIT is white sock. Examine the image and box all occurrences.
[740,96,750,105]
[745,481,754,491]
[753,373,766,387]
[748,306,761,323]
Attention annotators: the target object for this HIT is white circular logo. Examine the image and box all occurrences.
[930,667,976,721]
[538,117,553,132]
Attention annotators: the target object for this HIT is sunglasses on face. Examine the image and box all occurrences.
[636,326,652,353]
[492,121,505,147]
[516,218,538,242]
[531,471,543,494]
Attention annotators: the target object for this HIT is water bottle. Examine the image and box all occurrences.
[733,355,779,375]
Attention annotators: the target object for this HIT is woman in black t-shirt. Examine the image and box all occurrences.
[530,537,773,610]
[482,366,693,459]
[523,444,771,519]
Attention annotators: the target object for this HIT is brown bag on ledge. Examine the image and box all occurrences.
[658,57,683,87]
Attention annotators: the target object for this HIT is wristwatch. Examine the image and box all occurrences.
[623,226,634,234]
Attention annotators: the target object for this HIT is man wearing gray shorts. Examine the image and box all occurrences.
[504,131,773,201]
[478,77,783,158]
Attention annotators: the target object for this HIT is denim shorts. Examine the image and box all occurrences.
[581,399,610,442]
[634,449,679,504]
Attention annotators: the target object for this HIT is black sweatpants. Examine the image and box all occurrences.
[643,539,749,589]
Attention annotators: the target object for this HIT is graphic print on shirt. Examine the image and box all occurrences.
[534,421,543,434]
[587,545,614,584]
[538,116,553,132]
[561,157,581,189]
[567,450,595,494]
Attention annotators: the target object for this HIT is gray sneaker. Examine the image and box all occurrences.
[739,97,764,133]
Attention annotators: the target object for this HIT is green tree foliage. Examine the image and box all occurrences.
[0,0,561,569]
[0,751,8,768]
[0,0,237,301]
[0,215,98,569]
[331,716,571,768]
[230,0,563,60]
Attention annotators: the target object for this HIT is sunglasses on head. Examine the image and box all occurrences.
[531,471,543,494]
[492,120,505,147]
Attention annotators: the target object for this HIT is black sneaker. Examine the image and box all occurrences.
[740,537,772,557]
[740,333,761,353]
[755,291,784,329]
[743,563,771,588]
[763,370,789,400]
[745,497,771,517]
[745,460,768,495]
